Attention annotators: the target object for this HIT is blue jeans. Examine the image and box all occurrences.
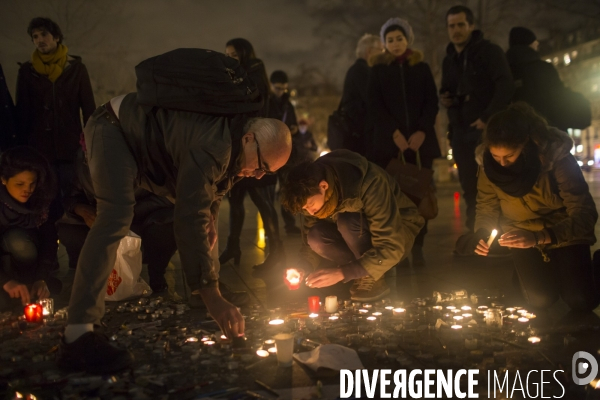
[306,213,372,266]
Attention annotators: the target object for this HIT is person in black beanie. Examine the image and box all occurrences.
[506,27,574,131]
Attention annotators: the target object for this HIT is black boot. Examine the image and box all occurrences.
[253,240,286,271]
[219,238,241,266]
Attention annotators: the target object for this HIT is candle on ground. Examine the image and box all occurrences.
[325,296,338,313]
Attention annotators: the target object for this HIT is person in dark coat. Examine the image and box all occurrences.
[57,149,176,293]
[338,34,383,155]
[294,119,318,163]
[440,6,514,232]
[222,38,284,271]
[0,147,61,311]
[0,63,18,151]
[506,27,572,131]
[367,17,441,266]
[268,70,302,236]
[15,18,96,200]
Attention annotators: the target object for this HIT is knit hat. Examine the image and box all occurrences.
[509,27,537,47]
[380,18,414,45]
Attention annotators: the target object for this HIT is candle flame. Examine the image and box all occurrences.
[286,269,300,284]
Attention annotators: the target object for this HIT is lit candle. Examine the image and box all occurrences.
[204,340,215,346]
[284,268,302,290]
[385,306,394,311]
[528,336,541,344]
[325,296,338,313]
[462,313,472,318]
[451,309,461,314]
[505,307,516,313]
[269,319,285,325]
[309,313,319,318]
[37,298,54,316]
[432,306,443,311]
[446,306,456,310]
[453,316,464,321]
[201,337,210,342]
[256,349,269,357]
[186,337,199,343]
[372,312,382,317]
[393,308,405,316]
[24,304,43,323]
[267,347,277,354]
[363,304,373,309]
[329,315,339,321]
[358,309,369,314]
[525,313,536,319]
[486,229,498,247]
[461,306,472,311]
[366,316,377,322]
[308,296,320,313]
[451,325,462,330]
[518,317,529,323]
[517,309,528,315]
[477,306,488,314]
[508,314,519,320]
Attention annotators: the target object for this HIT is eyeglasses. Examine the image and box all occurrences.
[256,140,276,175]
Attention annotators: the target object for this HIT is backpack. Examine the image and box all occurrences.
[135,48,263,115]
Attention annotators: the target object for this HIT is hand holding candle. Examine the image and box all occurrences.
[486,229,498,247]
[474,229,497,256]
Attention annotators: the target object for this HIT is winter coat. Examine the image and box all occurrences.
[506,45,587,131]
[292,129,317,163]
[246,58,270,118]
[118,93,244,288]
[0,64,17,151]
[61,149,174,228]
[441,30,514,132]
[474,128,597,248]
[339,58,370,151]
[15,55,96,163]
[367,50,441,167]
[0,185,57,287]
[298,150,424,281]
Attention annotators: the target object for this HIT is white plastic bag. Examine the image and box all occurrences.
[105,232,152,301]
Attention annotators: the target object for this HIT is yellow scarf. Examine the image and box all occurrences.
[31,44,68,83]
[313,166,340,219]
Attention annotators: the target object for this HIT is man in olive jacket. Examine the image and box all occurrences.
[281,150,424,301]
[15,18,95,197]
[57,91,292,374]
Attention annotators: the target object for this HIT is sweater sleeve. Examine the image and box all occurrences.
[547,155,598,244]
[474,166,502,233]
[416,63,439,133]
[480,45,514,123]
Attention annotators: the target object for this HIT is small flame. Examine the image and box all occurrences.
[286,269,300,285]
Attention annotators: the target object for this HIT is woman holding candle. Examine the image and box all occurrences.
[0,147,61,310]
[366,17,440,267]
[473,103,599,311]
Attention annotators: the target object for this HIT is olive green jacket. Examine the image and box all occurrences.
[474,128,597,248]
[298,150,425,280]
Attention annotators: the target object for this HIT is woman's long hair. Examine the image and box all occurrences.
[226,38,257,70]
[0,146,56,223]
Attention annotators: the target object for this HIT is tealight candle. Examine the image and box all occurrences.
[285,268,302,290]
[385,306,394,311]
[329,315,339,321]
[477,306,488,313]
[267,347,277,354]
[308,296,320,313]
[309,313,319,318]
[201,337,210,342]
[525,313,536,319]
[264,339,275,345]
[256,349,269,357]
[518,317,529,323]
[453,316,464,321]
[446,306,456,310]
[451,325,463,330]
[204,340,215,346]
[37,298,54,316]
[451,309,461,314]
[372,312,382,317]
[461,306,472,311]
[528,336,541,344]
[24,304,43,323]
[505,307,516,313]
[325,296,338,313]
[366,316,377,322]
[462,313,472,318]
[269,319,285,325]
[517,309,528,315]
[363,304,373,309]
[358,309,369,314]
[186,337,199,343]
[508,314,519,320]
[432,306,443,311]
[393,308,405,316]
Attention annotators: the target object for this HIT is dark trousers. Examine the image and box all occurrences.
[58,220,177,288]
[402,150,432,248]
[451,128,481,231]
[0,228,61,310]
[513,244,600,311]
[226,182,280,245]
[306,213,372,266]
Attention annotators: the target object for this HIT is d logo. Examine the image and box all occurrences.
[572,351,598,385]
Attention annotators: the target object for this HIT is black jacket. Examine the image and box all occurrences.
[367,50,441,167]
[506,45,573,131]
[0,64,17,151]
[15,55,96,163]
[62,150,174,228]
[441,30,514,131]
[339,58,370,151]
[292,129,317,163]
[268,93,301,170]
[0,185,57,287]
[246,59,270,118]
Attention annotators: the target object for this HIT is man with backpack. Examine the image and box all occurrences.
[57,49,292,373]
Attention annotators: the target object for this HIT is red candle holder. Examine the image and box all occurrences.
[24,304,43,323]
[284,268,302,290]
[308,296,320,313]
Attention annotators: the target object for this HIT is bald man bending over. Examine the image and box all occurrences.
[57,93,292,373]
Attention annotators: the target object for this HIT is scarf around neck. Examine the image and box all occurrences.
[483,141,541,198]
[31,43,68,82]
[313,165,340,219]
[395,48,413,64]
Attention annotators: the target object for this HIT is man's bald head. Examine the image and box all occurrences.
[238,118,292,179]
